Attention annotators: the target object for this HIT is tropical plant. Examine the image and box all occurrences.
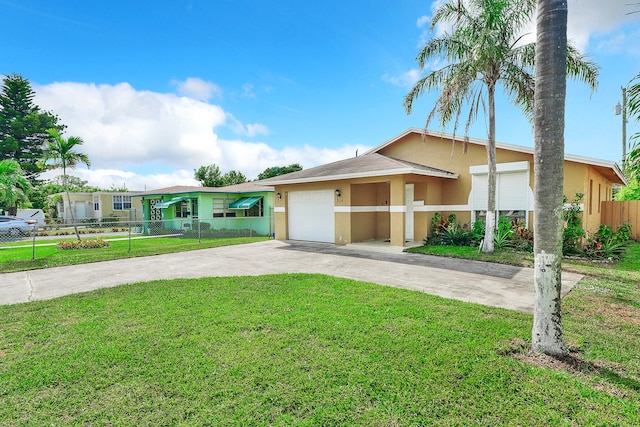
[404,0,598,254]
[624,72,640,180]
[427,213,484,247]
[532,0,570,357]
[41,129,91,241]
[0,159,31,215]
[439,222,471,246]
[493,216,514,250]
[562,193,585,255]
[582,223,631,259]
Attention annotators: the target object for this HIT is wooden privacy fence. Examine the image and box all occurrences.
[600,201,640,241]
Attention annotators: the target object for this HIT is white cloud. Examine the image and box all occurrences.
[595,27,640,56]
[414,0,640,53]
[170,77,222,101]
[567,0,640,52]
[32,81,367,190]
[226,113,270,137]
[34,81,226,171]
[381,69,421,88]
[39,168,199,192]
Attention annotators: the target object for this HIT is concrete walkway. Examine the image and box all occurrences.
[0,240,582,312]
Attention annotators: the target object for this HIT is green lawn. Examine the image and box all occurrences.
[1,273,639,426]
[1,240,638,424]
[0,236,269,273]
[407,241,640,283]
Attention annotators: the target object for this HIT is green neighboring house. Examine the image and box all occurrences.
[133,182,274,237]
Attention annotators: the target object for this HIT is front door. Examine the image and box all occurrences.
[75,201,86,219]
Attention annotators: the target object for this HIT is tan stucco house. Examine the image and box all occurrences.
[262,128,626,247]
[52,191,143,223]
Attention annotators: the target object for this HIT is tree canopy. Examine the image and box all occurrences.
[194,164,247,187]
[0,73,63,181]
[0,159,31,215]
[257,164,303,180]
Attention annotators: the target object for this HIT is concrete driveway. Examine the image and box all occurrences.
[0,240,582,312]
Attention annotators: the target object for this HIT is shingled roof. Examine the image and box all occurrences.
[258,153,457,185]
[134,181,273,197]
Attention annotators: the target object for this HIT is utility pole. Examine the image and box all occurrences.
[615,86,628,165]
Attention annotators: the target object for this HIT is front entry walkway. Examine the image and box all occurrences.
[0,240,582,313]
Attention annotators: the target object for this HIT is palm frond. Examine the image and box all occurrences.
[566,43,599,93]
[501,63,535,121]
[627,72,640,120]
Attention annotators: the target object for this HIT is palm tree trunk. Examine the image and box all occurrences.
[63,166,82,241]
[532,0,568,356]
[482,82,497,253]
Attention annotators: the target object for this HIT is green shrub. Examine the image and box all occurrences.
[509,220,534,252]
[439,222,472,246]
[427,213,483,247]
[562,193,585,255]
[582,223,632,259]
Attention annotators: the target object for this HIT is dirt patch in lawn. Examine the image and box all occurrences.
[503,338,639,399]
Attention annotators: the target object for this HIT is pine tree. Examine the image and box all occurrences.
[0,73,63,181]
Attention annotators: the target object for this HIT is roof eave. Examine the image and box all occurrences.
[367,128,624,182]
[264,167,458,185]
[133,188,273,197]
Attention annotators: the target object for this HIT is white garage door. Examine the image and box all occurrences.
[288,190,335,243]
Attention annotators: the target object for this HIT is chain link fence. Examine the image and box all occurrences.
[0,217,274,260]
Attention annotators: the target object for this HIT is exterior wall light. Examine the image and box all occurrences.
[277,192,282,200]
[335,189,341,198]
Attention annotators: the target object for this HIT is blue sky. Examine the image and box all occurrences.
[2,0,639,189]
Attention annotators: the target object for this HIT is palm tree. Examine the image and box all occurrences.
[623,72,640,181]
[42,129,91,241]
[404,0,598,253]
[0,159,31,216]
[531,0,569,357]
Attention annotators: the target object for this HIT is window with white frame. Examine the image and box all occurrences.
[113,195,132,210]
[93,195,100,211]
[212,199,236,218]
[175,201,190,218]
